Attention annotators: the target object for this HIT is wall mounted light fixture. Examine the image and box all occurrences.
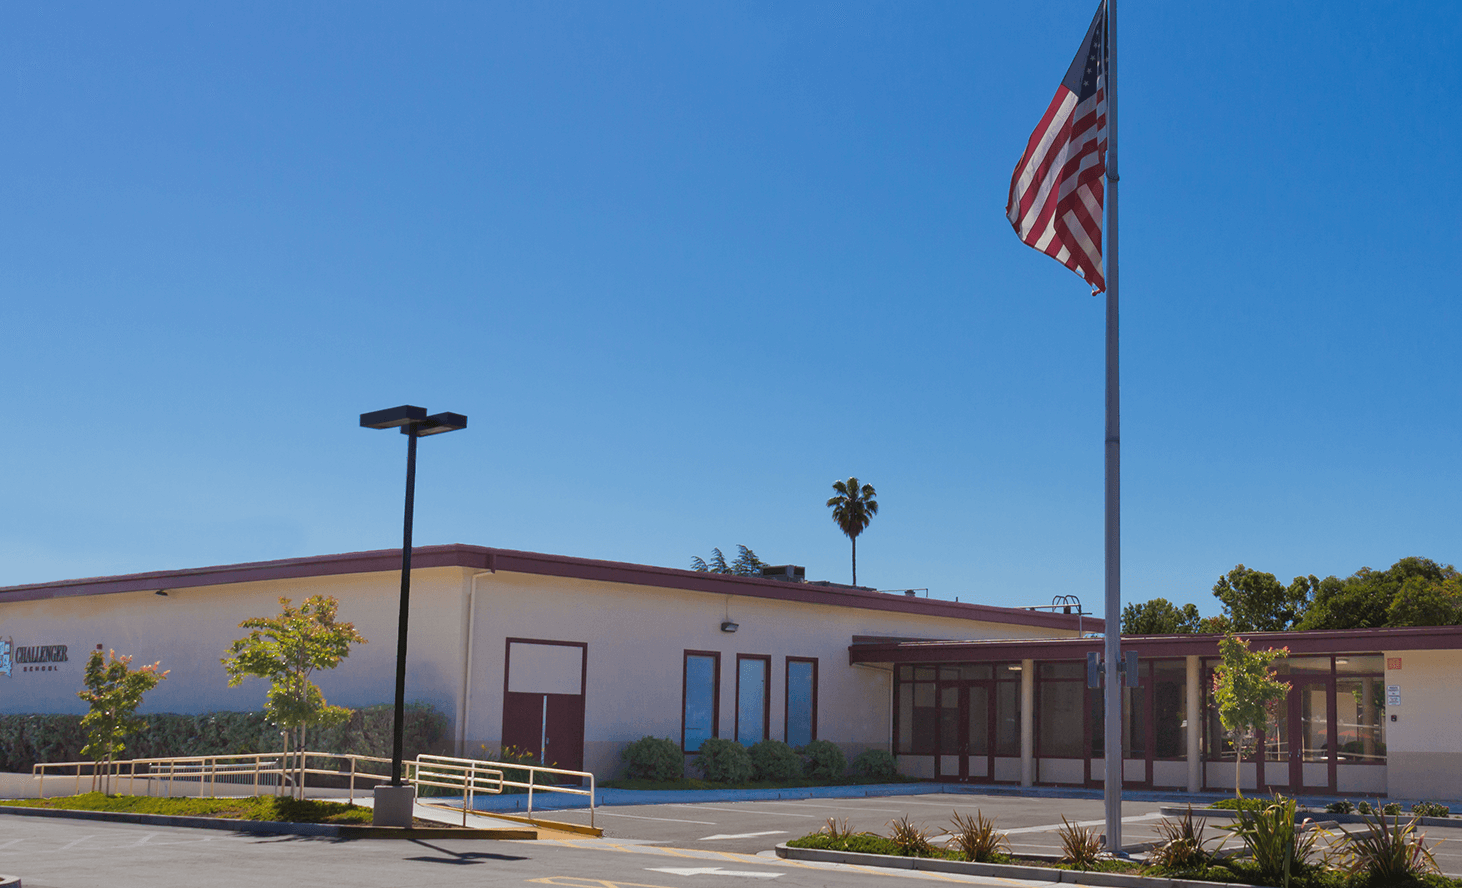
[720,620,739,633]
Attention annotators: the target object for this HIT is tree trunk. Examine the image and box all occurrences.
[851,536,857,587]
[1233,731,1242,799]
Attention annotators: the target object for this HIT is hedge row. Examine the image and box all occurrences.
[0,704,450,773]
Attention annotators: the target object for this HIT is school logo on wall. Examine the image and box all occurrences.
[0,637,12,678]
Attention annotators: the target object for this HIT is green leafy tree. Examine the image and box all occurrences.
[691,545,767,576]
[221,595,366,798]
[1197,614,1233,634]
[1300,557,1461,630]
[1211,565,1313,632]
[1121,598,1201,635]
[1211,634,1290,798]
[827,477,878,586]
[78,649,169,794]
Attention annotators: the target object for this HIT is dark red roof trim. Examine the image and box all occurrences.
[849,625,1462,665]
[0,544,1096,632]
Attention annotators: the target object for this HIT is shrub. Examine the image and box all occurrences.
[947,810,1008,863]
[619,736,682,782]
[1412,802,1451,818]
[485,745,556,794]
[0,704,450,772]
[1383,802,1403,816]
[848,748,897,781]
[800,740,846,781]
[692,738,753,784]
[1335,810,1439,880]
[747,740,802,782]
[1058,815,1103,869]
[887,815,933,856]
[1325,801,1354,815]
[1220,794,1324,885]
[820,817,853,841]
[1149,806,1218,871]
[1357,801,1375,815]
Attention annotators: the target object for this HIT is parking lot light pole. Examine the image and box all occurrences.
[360,405,467,827]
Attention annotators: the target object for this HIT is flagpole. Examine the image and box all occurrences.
[1102,0,1123,856]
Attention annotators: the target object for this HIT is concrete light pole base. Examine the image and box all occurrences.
[373,784,415,827]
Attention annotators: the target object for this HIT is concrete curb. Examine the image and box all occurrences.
[774,844,1260,888]
[1158,806,1462,830]
[0,804,535,839]
[464,782,965,813]
[0,874,18,887]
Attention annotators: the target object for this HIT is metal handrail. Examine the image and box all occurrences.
[31,749,596,827]
[32,751,405,803]
[416,754,596,828]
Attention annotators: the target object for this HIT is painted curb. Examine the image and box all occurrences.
[0,804,535,839]
[1159,806,1462,830]
[774,844,1262,888]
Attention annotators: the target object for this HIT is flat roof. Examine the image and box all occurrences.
[0,544,1097,633]
[849,624,1462,665]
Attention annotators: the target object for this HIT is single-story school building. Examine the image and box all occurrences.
[2,545,1459,800]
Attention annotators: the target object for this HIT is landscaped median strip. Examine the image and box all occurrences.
[0,804,535,840]
[1159,806,1462,830]
[775,844,1264,888]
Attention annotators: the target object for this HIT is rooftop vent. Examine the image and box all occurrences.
[759,564,806,583]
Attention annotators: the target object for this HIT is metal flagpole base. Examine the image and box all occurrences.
[373,784,416,827]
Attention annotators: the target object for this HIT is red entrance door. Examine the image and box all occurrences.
[500,639,587,778]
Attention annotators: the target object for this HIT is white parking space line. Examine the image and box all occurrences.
[1005,812,1165,834]
[648,866,782,878]
[48,836,96,853]
[699,831,789,841]
[0,839,22,852]
[593,810,718,824]
[671,804,819,818]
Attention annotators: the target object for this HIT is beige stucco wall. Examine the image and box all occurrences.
[2,562,1074,782]
[0,567,470,726]
[1383,649,1462,800]
[461,569,1066,777]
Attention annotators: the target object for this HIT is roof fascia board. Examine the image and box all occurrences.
[0,544,1093,632]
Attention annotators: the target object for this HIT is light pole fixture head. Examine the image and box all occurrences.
[415,412,468,436]
[360,406,467,436]
[360,405,428,429]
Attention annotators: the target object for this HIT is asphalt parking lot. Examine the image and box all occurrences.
[523,787,1462,874]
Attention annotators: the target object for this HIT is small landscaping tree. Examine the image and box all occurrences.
[1211,634,1289,798]
[78,649,169,794]
[221,595,366,798]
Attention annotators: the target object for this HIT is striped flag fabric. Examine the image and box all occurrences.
[1006,2,1108,294]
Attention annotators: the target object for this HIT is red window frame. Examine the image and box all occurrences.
[784,657,818,745]
[682,650,721,754]
[735,654,771,745]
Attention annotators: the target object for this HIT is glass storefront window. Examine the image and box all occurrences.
[1336,676,1386,763]
[995,678,1020,756]
[1039,676,1084,758]
[1152,660,1187,759]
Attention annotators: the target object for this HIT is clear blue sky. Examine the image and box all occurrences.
[2,2,1458,618]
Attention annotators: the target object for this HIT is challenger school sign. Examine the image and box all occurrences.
[0,637,69,677]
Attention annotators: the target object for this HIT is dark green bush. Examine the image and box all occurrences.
[799,739,846,781]
[848,748,897,781]
[748,740,802,781]
[0,704,449,773]
[619,736,682,782]
[1327,801,1355,815]
[1412,802,1451,818]
[1382,803,1403,816]
[692,738,753,783]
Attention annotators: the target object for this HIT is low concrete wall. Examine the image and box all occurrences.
[0,772,39,799]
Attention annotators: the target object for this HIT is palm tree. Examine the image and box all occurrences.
[826,477,878,586]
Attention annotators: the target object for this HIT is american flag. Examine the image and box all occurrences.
[1006,2,1108,294]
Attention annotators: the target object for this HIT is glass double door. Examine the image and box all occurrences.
[937,680,996,782]
[1263,677,1335,793]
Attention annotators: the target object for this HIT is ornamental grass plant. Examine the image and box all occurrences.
[946,810,1009,863]
[1333,811,1439,882]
